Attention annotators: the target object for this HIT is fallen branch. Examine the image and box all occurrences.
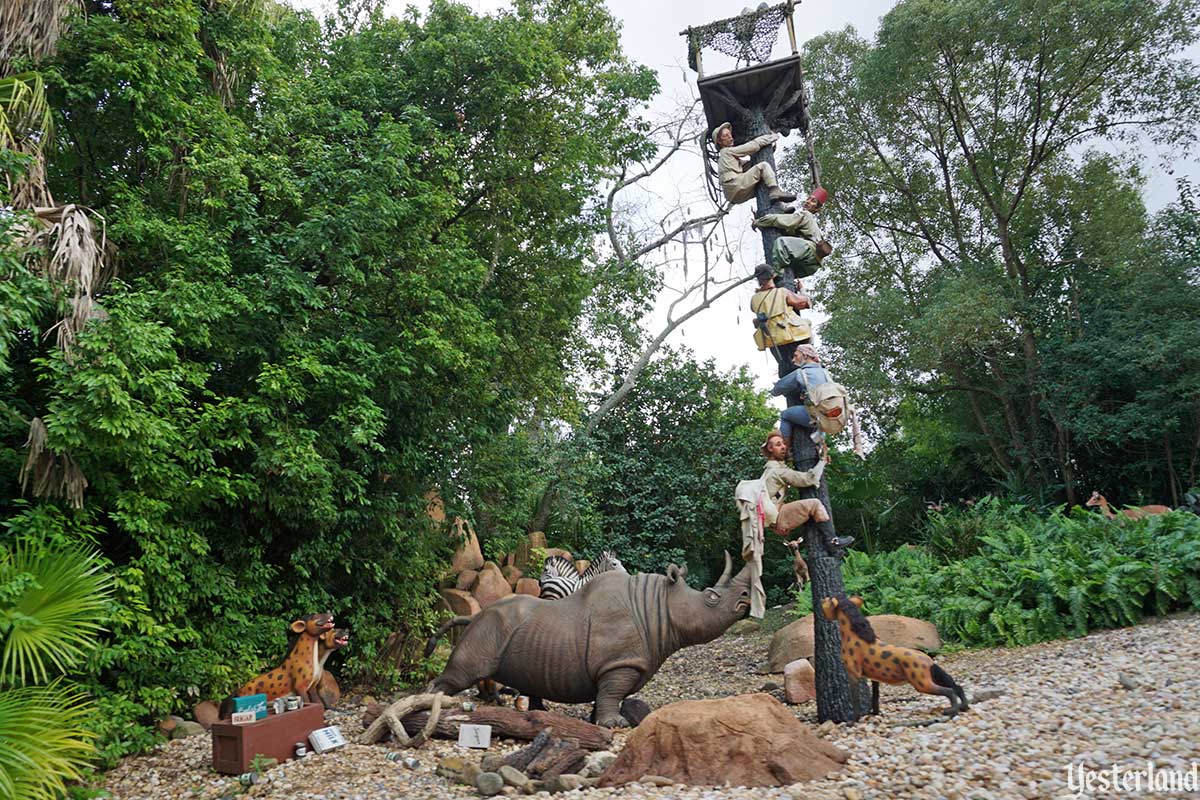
[361,702,612,750]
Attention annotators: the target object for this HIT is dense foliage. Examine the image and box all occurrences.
[787,0,1200,539]
[793,503,1200,648]
[1,0,656,765]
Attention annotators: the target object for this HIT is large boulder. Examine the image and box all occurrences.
[597,694,846,788]
[500,564,523,589]
[192,701,220,730]
[515,578,541,597]
[440,588,482,618]
[542,547,573,563]
[455,569,479,592]
[766,614,942,673]
[472,561,513,609]
[450,518,484,573]
[527,531,547,550]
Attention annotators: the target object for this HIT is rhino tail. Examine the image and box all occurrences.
[424,616,474,658]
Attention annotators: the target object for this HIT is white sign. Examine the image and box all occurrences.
[308,725,348,754]
[457,723,492,749]
[231,711,256,725]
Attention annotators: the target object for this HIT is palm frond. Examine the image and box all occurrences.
[0,682,96,800]
[0,538,112,685]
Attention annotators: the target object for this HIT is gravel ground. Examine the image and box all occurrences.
[99,611,1200,800]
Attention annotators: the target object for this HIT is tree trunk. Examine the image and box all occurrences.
[739,110,859,723]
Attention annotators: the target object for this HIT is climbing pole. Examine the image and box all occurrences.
[683,1,861,725]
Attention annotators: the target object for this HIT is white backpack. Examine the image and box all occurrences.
[795,368,852,436]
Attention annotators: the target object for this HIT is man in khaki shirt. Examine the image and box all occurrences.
[713,122,796,207]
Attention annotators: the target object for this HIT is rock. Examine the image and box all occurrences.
[527,531,547,550]
[157,715,183,735]
[727,619,761,635]
[574,559,591,574]
[843,788,863,800]
[639,775,675,786]
[476,772,504,796]
[581,751,616,778]
[500,565,523,589]
[1117,672,1139,691]
[783,659,816,704]
[619,697,652,726]
[472,562,513,609]
[480,753,504,773]
[970,687,1006,704]
[497,765,531,791]
[542,547,573,562]
[451,518,485,573]
[514,578,541,597]
[462,761,483,787]
[597,694,847,788]
[170,720,205,740]
[767,614,942,672]
[456,569,479,591]
[440,588,482,618]
[759,681,782,693]
[192,701,220,730]
[544,774,586,793]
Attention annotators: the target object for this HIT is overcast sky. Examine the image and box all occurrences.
[292,0,1198,402]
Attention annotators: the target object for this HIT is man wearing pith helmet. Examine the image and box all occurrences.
[752,185,835,278]
[712,121,797,208]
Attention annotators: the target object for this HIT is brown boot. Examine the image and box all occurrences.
[768,187,797,203]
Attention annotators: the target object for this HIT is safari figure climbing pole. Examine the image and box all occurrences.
[684,2,862,724]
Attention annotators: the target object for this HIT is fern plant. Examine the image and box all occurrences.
[0,537,112,799]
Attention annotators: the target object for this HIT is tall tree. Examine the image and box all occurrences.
[788,0,1200,505]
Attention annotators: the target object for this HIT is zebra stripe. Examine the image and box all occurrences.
[538,551,625,601]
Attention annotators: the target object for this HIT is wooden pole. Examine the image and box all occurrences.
[785,0,799,54]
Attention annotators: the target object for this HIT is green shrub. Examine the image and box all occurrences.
[821,506,1200,648]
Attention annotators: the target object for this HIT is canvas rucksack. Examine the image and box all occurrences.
[794,368,852,436]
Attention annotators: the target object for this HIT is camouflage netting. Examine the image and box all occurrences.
[686,3,787,69]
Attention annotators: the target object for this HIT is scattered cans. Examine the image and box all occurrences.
[294,742,308,758]
[461,700,476,712]
[514,695,530,712]
[385,752,420,768]
[285,695,301,712]
[236,772,260,786]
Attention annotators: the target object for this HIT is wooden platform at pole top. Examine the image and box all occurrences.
[697,54,805,133]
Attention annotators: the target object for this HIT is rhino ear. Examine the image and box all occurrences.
[666,564,688,584]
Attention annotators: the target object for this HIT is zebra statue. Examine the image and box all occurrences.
[538,550,626,601]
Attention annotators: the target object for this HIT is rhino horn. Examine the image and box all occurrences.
[716,550,733,586]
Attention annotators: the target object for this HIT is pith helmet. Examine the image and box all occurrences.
[711,121,732,143]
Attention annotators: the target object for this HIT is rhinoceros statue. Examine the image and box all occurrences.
[425,552,752,726]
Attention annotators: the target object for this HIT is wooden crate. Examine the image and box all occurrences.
[211,703,325,774]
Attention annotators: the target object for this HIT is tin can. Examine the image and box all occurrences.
[237,772,260,786]
[294,742,308,758]
[514,695,530,712]
[402,757,420,769]
[285,695,301,712]
[460,700,476,712]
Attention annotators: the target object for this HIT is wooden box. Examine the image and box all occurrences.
[211,703,325,774]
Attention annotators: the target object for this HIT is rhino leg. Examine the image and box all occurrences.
[428,647,501,697]
[592,667,643,728]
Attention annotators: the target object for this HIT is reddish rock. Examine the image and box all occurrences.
[193,701,220,730]
[426,489,446,523]
[783,659,816,704]
[510,538,531,569]
[515,578,541,597]
[501,564,523,589]
[767,614,942,672]
[574,559,591,575]
[450,518,484,573]
[472,561,512,609]
[542,547,573,563]
[440,588,482,618]
[597,694,846,788]
[527,531,547,550]
[455,569,479,592]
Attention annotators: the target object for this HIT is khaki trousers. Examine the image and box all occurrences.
[722,162,779,204]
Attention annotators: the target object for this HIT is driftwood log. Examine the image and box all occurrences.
[361,702,612,750]
[360,692,445,746]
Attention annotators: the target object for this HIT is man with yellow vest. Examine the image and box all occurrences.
[749,263,812,379]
